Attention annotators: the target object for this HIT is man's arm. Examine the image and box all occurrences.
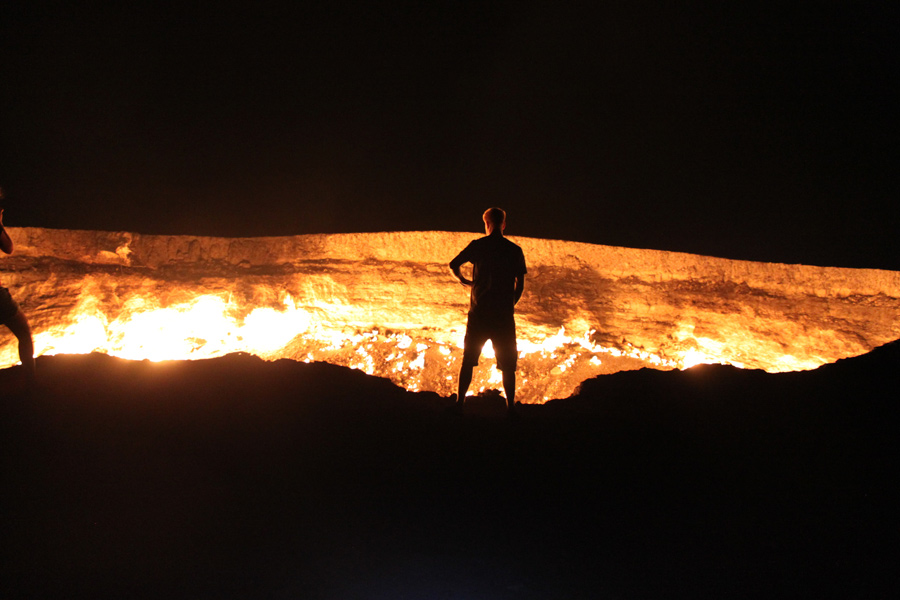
[449,249,473,286]
[514,274,525,304]
[450,262,473,286]
[513,247,527,304]
[0,209,13,255]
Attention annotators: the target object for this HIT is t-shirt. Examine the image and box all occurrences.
[450,234,527,317]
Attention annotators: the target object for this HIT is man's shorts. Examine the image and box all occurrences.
[0,287,20,324]
[462,311,518,372]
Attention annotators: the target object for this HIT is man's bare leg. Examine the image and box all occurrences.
[502,369,517,414]
[456,364,474,407]
[5,310,35,383]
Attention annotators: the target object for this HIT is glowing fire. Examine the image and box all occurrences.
[3,228,899,403]
[31,293,311,362]
[3,287,676,402]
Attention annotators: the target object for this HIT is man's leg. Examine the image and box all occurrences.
[502,369,516,410]
[4,310,35,381]
[456,363,474,405]
[457,317,485,407]
[494,317,518,413]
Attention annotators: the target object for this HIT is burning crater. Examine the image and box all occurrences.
[2,227,899,403]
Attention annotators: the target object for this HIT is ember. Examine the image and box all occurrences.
[2,228,899,403]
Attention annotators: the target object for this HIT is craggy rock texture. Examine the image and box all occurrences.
[2,227,899,401]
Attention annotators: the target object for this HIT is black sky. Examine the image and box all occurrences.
[1,1,897,269]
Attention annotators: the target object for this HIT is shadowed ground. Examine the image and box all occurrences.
[1,345,898,599]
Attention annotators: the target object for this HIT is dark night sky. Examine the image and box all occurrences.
[1,1,897,269]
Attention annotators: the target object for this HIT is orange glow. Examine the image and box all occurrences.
[2,228,899,403]
[1,286,675,402]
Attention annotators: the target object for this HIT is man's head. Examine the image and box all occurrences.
[483,207,506,235]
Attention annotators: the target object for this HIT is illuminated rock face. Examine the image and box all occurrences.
[2,227,899,402]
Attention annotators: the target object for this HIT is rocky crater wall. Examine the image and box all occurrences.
[2,227,899,400]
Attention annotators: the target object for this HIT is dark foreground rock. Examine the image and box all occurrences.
[1,344,898,599]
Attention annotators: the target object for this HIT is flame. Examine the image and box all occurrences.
[31,293,310,363]
[680,349,721,370]
[1,286,693,403]
[0,282,834,403]
[5,228,890,403]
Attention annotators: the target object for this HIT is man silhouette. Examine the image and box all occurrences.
[0,194,36,384]
[449,207,527,416]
